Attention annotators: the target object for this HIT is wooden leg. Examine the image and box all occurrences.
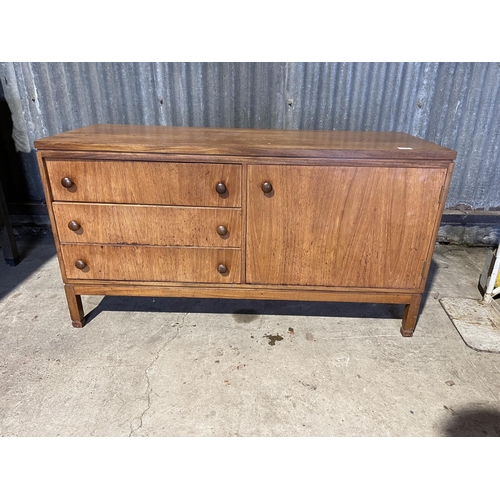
[64,284,86,328]
[400,295,422,337]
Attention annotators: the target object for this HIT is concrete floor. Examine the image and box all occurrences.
[1,228,500,437]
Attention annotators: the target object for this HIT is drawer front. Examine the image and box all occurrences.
[61,244,241,283]
[53,203,241,247]
[46,160,241,207]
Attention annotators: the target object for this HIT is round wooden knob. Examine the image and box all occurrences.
[75,260,87,270]
[217,225,228,236]
[217,264,228,274]
[68,220,81,231]
[216,182,227,195]
[262,181,273,193]
[61,177,74,188]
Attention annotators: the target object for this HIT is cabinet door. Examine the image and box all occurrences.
[246,164,446,289]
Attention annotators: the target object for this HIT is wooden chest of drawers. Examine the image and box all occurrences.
[35,125,456,336]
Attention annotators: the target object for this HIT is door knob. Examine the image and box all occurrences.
[61,177,74,188]
[68,220,81,231]
[262,181,273,193]
[216,182,227,194]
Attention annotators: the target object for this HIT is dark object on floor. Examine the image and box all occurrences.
[0,179,20,266]
[442,407,500,437]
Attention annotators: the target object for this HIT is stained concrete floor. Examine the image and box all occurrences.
[1,228,500,437]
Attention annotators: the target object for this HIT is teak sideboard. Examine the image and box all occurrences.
[34,125,456,336]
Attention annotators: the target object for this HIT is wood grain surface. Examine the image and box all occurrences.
[35,124,457,160]
[53,203,241,247]
[72,283,416,305]
[246,164,447,289]
[64,284,85,328]
[46,160,241,207]
[61,244,241,283]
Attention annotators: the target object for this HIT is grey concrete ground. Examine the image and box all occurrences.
[1,228,500,437]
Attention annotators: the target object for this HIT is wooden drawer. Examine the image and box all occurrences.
[53,203,242,247]
[46,160,241,207]
[61,244,241,283]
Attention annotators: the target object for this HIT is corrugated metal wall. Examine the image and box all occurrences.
[1,62,499,210]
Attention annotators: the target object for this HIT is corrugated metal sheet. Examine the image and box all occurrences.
[1,62,499,210]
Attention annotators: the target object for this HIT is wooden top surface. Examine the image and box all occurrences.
[34,124,457,160]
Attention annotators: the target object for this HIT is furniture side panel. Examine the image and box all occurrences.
[35,152,68,282]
